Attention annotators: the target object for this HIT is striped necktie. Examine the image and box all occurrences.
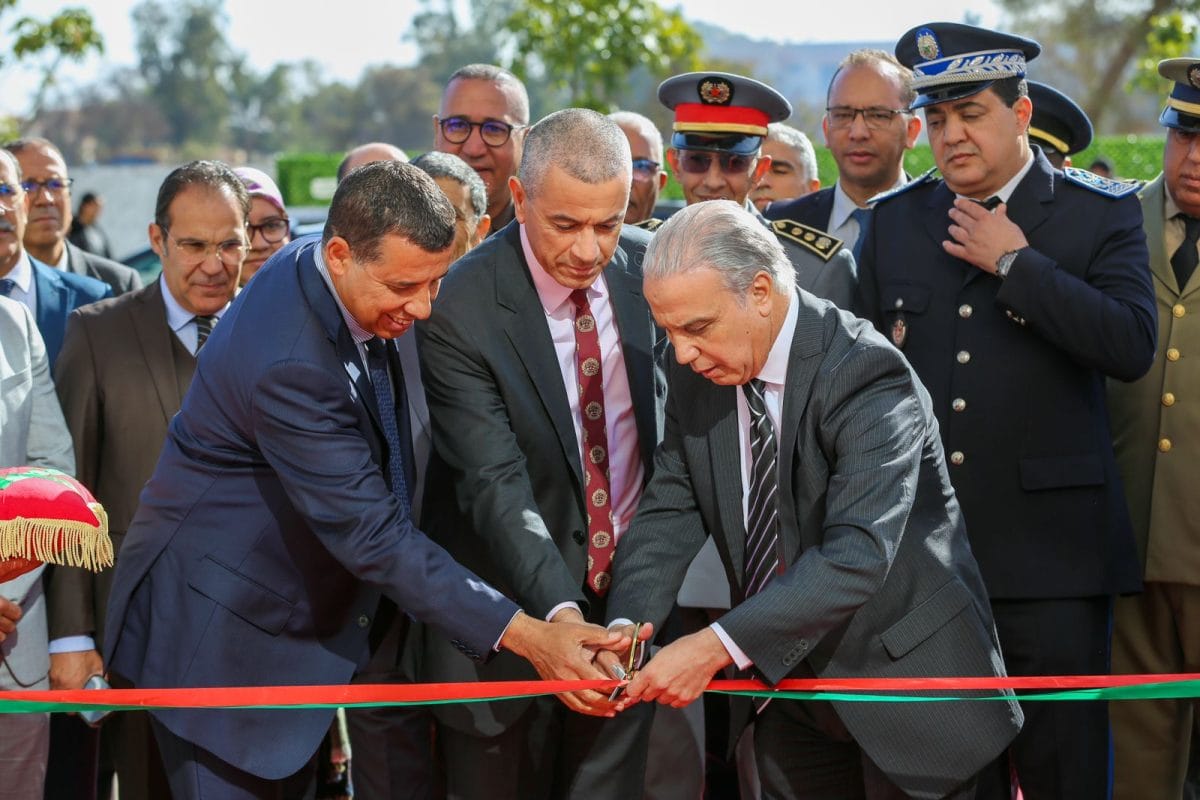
[194,315,216,352]
[742,378,783,596]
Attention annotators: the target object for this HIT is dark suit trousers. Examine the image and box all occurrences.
[754,698,1009,800]
[152,718,317,800]
[439,696,653,800]
[992,597,1113,800]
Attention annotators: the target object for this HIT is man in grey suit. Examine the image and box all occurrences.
[419,108,663,799]
[0,294,75,799]
[598,200,1021,800]
[5,138,141,296]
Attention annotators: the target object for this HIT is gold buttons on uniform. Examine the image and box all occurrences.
[1163,393,1176,407]
[1167,348,1181,362]
[1159,438,1173,453]
[957,351,971,364]
[952,398,966,412]
[958,304,973,318]
[1173,304,1186,318]
[949,451,965,465]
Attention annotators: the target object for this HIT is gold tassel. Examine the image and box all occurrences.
[0,511,114,573]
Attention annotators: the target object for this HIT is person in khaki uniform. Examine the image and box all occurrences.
[1109,57,1200,799]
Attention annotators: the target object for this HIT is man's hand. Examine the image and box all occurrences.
[49,649,104,691]
[943,198,1029,273]
[500,611,630,716]
[617,627,732,710]
[0,597,20,643]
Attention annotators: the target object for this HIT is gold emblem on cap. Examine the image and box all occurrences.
[698,77,733,106]
[1189,64,1200,90]
[916,30,940,61]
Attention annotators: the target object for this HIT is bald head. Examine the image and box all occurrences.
[338,142,409,183]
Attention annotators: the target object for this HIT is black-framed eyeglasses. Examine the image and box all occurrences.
[163,229,247,266]
[20,177,74,195]
[677,150,755,175]
[247,216,290,244]
[436,116,522,147]
[825,106,910,130]
[0,183,22,206]
[632,158,660,182]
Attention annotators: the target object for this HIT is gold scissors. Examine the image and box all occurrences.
[608,622,646,702]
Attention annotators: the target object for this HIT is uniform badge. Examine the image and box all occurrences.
[1189,64,1200,90]
[891,316,907,349]
[916,28,940,61]
[698,77,733,105]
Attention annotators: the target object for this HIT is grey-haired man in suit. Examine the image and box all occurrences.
[597,200,1021,800]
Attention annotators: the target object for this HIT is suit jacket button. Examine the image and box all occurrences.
[357,614,370,628]
[572,530,585,545]
[1167,348,1181,362]
[958,304,973,319]
[1163,392,1176,407]
[952,398,966,412]
[1159,438,1173,453]
[798,639,808,650]
[949,451,965,466]
[956,350,970,364]
[1173,304,1186,319]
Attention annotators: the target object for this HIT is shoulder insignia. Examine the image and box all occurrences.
[770,219,843,263]
[1062,167,1141,199]
[631,217,665,232]
[867,167,940,206]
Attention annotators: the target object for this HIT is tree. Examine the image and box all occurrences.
[503,0,702,111]
[0,1,103,122]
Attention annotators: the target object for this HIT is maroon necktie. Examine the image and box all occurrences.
[571,288,615,597]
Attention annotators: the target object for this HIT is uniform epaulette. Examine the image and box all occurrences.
[631,217,665,232]
[770,219,843,262]
[867,167,940,205]
[1062,167,1141,199]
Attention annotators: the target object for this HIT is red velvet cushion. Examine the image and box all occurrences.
[0,467,112,583]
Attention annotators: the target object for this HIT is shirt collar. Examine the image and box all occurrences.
[314,245,373,344]
[755,290,799,387]
[51,246,68,270]
[521,223,609,313]
[1165,187,1184,222]
[5,252,35,293]
[829,175,907,229]
[158,272,231,335]
[954,150,1035,205]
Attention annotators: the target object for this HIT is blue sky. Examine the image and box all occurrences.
[1,0,1003,116]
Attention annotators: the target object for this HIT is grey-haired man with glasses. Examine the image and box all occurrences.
[433,64,529,234]
[47,160,250,800]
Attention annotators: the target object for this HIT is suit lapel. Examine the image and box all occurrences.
[496,226,584,488]
[32,259,67,356]
[706,386,747,587]
[1140,176,1177,296]
[778,293,828,557]
[130,281,185,423]
[605,254,659,470]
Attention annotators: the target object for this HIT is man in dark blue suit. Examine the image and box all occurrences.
[858,23,1157,800]
[103,161,624,799]
[0,149,109,367]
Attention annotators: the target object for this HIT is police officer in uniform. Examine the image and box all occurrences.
[857,22,1157,800]
[1027,81,1093,170]
[1108,58,1200,800]
[658,71,858,311]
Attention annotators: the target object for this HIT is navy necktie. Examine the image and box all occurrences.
[1172,215,1200,290]
[0,278,14,297]
[194,315,216,352]
[850,207,871,262]
[742,379,782,596]
[364,338,413,517]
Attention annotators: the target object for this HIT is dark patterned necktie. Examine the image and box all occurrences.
[365,337,411,518]
[1172,215,1200,290]
[0,278,14,297]
[742,379,782,596]
[194,315,216,352]
[571,288,615,597]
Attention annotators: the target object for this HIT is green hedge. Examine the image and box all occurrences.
[275,153,341,207]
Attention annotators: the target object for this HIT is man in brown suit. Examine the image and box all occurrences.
[1108,58,1200,800]
[47,160,248,800]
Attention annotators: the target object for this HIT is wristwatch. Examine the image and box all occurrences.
[996,249,1021,279]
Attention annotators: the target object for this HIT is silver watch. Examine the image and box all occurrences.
[996,249,1020,279]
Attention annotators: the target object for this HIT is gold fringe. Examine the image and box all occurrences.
[0,508,114,573]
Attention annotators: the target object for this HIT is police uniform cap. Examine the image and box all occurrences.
[658,71,791,155]
[895,22,1041,110]
[1027,81,1093,156]
[1158,58,1200,133]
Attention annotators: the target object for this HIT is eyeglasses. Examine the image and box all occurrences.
[247,217,290,244]
[20,177,74,195]
[632,158,660,182]
[164,229,247,266]
[676,150,755,175]
[437,116,523,147]
[825,106,910,130]
[0,183,22,207]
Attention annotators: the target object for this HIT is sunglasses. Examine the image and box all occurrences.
[676,150,755,175]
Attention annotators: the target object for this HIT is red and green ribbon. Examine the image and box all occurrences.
[3,674,1200,715]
